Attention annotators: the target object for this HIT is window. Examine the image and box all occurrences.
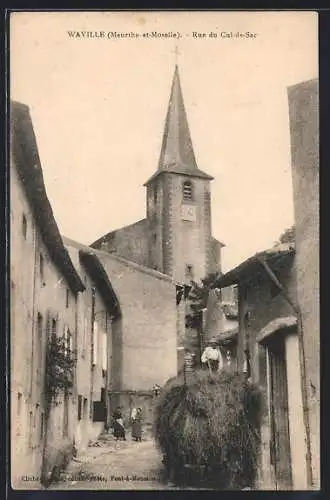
[183,181,193,200]
[51,318,57,339]
[39,254,44,281]
[83,398,88,419]
[92,401,106,422]
[22,214,27,239]
[17,393,22,416]
[77,395,83,421]
[66,288,70,308]
[185,264,194,279]
[154,189,158,205]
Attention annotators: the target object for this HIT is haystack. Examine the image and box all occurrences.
[154,370,262,489]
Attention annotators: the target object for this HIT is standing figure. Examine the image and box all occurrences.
[131,407,143,442]
[112,406,126,441]
[201,338,224,373]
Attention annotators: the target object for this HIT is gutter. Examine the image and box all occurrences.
[257,255,313,489]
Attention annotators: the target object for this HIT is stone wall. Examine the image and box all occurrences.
[91,219,149,269]
[11,163,79,487]
[94,249,178,396]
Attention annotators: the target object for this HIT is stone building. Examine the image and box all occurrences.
[91,65,223,285]
[213,243,304,489]
[64,238,178,427]
[10,102,85,487]
[63,237,121,454]
[212,77,319,490]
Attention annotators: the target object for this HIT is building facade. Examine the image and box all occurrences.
[288,78,319,488]
[212,77,319,491]
[63,238,121,454]
[10,102,85,487]
[213,244,308,490]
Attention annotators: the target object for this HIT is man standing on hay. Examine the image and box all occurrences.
[201,338,224,373]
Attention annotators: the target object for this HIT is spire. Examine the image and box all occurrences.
[144,65,213,185]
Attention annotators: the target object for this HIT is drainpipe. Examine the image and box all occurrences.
[257,256,313,488]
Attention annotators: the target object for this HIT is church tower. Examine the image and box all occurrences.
[144,65,220,284]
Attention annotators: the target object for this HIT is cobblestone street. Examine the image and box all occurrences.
[49,432,181,490]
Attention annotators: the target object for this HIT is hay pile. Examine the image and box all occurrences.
[154,370,262,489]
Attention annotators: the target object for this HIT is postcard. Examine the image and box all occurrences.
[9,10,319,491]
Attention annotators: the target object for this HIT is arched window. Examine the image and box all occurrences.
[182,181,193,201]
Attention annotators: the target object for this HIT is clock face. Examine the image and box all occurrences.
[181,204,196,221]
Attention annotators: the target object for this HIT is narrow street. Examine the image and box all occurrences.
[49,431,182,490]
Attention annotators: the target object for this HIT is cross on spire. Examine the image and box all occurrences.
[173,45,180,66]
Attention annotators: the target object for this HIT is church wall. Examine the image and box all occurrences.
[95,251,178,392]
[163,174,210,284]
[92,219,150,269]
[146,179,165,272]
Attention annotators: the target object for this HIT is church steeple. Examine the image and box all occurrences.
[144,65,213,185]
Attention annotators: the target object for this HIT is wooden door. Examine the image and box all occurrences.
[267,335,292,490]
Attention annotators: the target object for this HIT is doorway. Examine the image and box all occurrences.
[266,332,292,490]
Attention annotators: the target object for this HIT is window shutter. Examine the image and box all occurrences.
[102,332,107,371]
[45,311,51,341]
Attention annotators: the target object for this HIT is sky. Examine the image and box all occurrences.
[10,11,318,272]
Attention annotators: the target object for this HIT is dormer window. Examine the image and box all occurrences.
[183,181,193,201]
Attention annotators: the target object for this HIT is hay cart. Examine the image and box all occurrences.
[154,370,262,489]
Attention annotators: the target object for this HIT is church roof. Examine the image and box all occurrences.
[144,65,213,186]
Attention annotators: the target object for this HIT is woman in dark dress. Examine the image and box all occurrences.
[112,407,126,441]
[131,407,142,442]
